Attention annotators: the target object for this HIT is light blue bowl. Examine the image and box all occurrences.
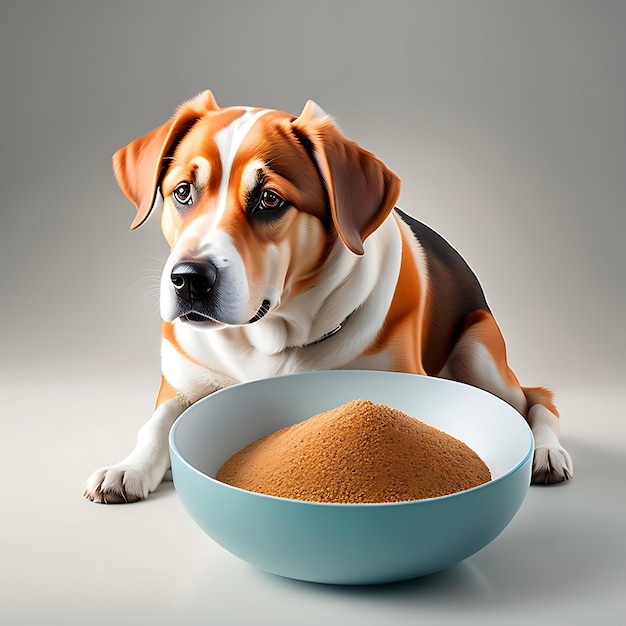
[169,370,533,585]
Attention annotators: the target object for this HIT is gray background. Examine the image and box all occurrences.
[1,2,625,625]
[2,0,624,387]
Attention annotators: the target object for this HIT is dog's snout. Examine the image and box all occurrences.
[171,261,218,303]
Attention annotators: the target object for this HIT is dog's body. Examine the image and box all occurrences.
[84,91,572,503]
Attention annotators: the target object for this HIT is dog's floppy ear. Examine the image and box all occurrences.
[112,90,220,230]
[292,101,401,255]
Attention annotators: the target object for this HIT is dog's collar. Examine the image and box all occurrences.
[307,314,352,347]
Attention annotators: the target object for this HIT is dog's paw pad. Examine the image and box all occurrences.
[83,467,147,504]
[532,445,573,485]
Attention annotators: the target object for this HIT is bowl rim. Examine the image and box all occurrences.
[169,370,535,508]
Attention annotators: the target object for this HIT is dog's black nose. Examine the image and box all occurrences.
[171,261,218,303]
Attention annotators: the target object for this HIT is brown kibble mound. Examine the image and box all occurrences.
[216,400,491,503]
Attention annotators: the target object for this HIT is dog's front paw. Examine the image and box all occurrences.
[532,444,574,485]
[83,466,150,504]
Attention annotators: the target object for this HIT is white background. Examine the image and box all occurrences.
[1,2,624,624]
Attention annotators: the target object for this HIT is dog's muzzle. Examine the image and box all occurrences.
[169,259,270,325]
[170,260,218,323]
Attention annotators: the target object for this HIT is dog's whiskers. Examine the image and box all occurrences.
[130,263,163,312]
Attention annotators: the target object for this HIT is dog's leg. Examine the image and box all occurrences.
[521,385,574,484]
[83,381,188,503]
[438,309,573,484]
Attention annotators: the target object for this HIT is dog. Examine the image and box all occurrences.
[84,90,573,503]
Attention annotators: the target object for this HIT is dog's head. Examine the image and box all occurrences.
[113,90,400,332]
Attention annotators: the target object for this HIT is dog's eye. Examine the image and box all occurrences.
[173,182,193,207]
[246,184,288,221]
[259,189,285,211]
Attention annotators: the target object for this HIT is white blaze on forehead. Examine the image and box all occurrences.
[213,108,271,224]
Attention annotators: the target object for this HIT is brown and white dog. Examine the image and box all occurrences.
[84,90,572,503]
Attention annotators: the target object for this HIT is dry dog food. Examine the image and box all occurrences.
[216,399,491,503]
